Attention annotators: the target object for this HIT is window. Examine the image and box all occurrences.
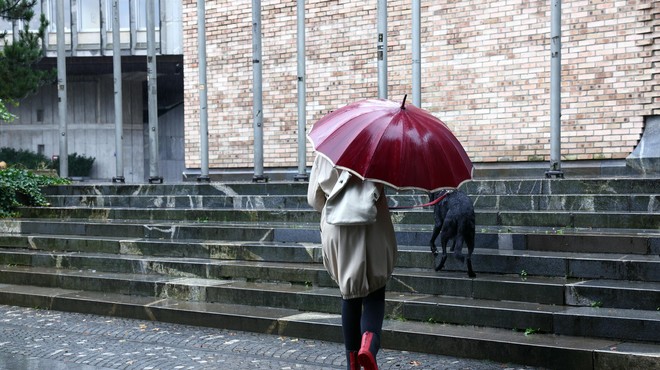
[106,0,130,30]
[135,0,160,30]
[48,0,72,31]
[46,0,159,33]
[78,0,100,31]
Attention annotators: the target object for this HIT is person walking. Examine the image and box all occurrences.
[307,154,398,370]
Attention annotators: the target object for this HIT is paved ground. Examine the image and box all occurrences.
[0,305,544,370]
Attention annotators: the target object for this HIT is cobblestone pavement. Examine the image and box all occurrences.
[0,305,543,370]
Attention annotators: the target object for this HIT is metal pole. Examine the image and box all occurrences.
[112,0,125,183]
[56,0,68,178]
[146,0,162,183]
[412,0,421,107]
[377,0,388,99]
[12,19,19,43]
[197,0,210,182]
[546,0,563,178]
[252,0,267,182]
[294,0,308,181]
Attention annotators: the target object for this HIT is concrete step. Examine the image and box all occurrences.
[17,205,660,231]
[0,283,656,370]
[0,218,282,241]
[0,263,656,344]
[0,247,657,310]
[0,234,658,282]
[461,178,660,195]
[43,193,660,213]
[41,178,660,197]
[16,180,660,369]
[2,218,659,259]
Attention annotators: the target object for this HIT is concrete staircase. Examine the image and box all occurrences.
[0,178,658,369]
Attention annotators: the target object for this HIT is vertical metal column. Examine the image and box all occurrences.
[377,0,388,99]
[546,0,564,178]
[412,0,421,107]
[146,0,162,183]
[294,0,308,181]
[112,0,125,183]
[56,0,68,178]
[252,0,267,182]
[197,0,210,182]
[11,19,19,43]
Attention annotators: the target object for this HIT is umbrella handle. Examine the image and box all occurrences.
[401,94,407,109]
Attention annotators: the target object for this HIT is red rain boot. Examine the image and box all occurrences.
[358,331,379,370]
[346,350,359,370]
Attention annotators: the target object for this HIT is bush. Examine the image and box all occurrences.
[0,147,50,169]
[52,152,95,177]
[0,147,95,178]
[0,167,70,218]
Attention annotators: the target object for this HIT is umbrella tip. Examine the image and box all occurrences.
[401,94,408,109]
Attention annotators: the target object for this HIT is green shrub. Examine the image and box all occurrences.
[0,147,50,169]
[0,168,70,218]
[0,148,96,178]
[52,152,95,177]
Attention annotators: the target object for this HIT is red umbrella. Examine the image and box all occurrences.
[308,96,473,192]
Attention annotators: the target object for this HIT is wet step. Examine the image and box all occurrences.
[40,182,311,196]
[44,193,660,213]
[40,178,660,197]
[0,283,656,370]
[0,248,657,310]
[0,264,656,344]
[15,206,660,231]
[0,236,658,281]
[460,178,660,195]
[0,218,283,241]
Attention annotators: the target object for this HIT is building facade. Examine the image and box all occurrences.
[182,0,658,178]
[1,0,184,182]
[2,1,658,181]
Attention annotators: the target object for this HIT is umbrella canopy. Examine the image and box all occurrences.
[308,96,473,192]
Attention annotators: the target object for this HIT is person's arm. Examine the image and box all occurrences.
[307,155,328,212]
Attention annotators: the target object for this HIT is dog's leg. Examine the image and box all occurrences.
[429,225,441,256]
[466,258,476,278]
[452,236,465,263]
[434,232,449,272]
[466,228,476,278]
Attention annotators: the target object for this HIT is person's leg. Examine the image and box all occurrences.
[358,286,386,370]
[342,297,362,370]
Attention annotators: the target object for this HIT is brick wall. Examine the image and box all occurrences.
[183,0,658,169]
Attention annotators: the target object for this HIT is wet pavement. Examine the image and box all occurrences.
[0,305,543,370]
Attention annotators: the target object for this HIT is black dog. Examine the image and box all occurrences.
[429,190,476,278]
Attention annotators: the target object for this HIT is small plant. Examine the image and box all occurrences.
[591,301,603,308]
[524,328,540,336]
[520,270,528,280]
[427,317,439,324]
[0,99,17,122]
[386,313,407,322]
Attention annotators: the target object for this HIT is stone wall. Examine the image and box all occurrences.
[182,0,659,170]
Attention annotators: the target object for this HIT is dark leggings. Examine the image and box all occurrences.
[341,286,386,351]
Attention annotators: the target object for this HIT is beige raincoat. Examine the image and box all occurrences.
[307,155,398,299]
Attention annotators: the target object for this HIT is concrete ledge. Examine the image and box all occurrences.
[0,284,656,370]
